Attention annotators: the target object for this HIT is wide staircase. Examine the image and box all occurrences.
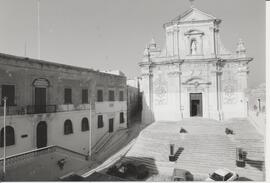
[175,134,236,174]
[122,118,265,181]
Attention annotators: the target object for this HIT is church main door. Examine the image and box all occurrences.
[190,93,203,117]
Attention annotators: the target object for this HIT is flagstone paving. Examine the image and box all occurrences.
[124,118,265,181]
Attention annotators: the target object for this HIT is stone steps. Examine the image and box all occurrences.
[121,119,265,181]
[122,156,174,176]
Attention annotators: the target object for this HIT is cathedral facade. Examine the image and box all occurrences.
[139,7,252,123]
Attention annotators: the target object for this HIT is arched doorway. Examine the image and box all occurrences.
[36,121,47,148]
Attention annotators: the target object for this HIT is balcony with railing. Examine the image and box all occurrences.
[0,103,91,116]
[0,106,26,116]
[26,105,57,114]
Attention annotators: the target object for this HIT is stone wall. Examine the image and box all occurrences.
[0,53,127,156]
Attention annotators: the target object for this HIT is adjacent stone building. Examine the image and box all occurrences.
[127,77,142,126]
[0,53,127,157]
[139,7,252,123]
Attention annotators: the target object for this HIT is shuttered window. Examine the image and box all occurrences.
[120,112,125,123]
[119,91,124,101]
[97,90,103,102]
[64,88,72,104]
[1,85,15,106]
[0,126,15,147]
[81,117,89,131]
[64,119,73,135]
[82,89,88,104]
[97,115,103,128]
[109,90,115,101]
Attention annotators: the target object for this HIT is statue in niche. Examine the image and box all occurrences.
[190,39,197,55]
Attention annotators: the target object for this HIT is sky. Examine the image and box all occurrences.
[0,0,265,88]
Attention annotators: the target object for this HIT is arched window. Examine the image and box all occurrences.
[0,126,15,147]
[81,118,89,132]
[64,119,73,135]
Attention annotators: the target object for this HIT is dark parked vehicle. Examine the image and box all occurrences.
[107,162,149,180]
[136,164,149,179]
[172,168,193,181]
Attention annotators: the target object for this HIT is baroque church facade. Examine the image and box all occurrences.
[139,7,252,123]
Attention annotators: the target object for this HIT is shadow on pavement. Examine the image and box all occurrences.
[104,156,158,181]
[238,177,253,181]
[245,158,264,171]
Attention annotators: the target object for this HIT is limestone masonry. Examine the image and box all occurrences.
[139,7,252,123]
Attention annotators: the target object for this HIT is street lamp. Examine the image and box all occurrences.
[2,97,7,180]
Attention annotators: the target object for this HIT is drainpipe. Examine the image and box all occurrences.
[88,99,92,160]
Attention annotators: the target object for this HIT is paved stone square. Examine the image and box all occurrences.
[123,118,264,181]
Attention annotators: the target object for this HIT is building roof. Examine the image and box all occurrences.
[0,52,125,79]
[172,7,217,22]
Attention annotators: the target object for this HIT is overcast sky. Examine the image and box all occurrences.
[0,0,265,87]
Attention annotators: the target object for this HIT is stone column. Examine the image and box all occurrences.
[178,63,183,119]
[140,65,154,124]
[209,62,220,120]
[237,61,249,117]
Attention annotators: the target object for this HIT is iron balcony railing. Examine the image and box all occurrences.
[26,105,57,114]
[0,104,91,116]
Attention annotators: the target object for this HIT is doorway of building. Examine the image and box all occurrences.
[190,93,203,117]
[35,87,46,113]
[109,118,114,133]
[36,121,47,148]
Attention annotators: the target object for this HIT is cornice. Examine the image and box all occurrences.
[139,56,253,67]
[163,19,220,29]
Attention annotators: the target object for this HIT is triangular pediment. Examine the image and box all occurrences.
[172,8,216,22]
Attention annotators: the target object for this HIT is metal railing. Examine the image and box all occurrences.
[0,106,26,116]
[26,105,57,114]
[0,104,91,116]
